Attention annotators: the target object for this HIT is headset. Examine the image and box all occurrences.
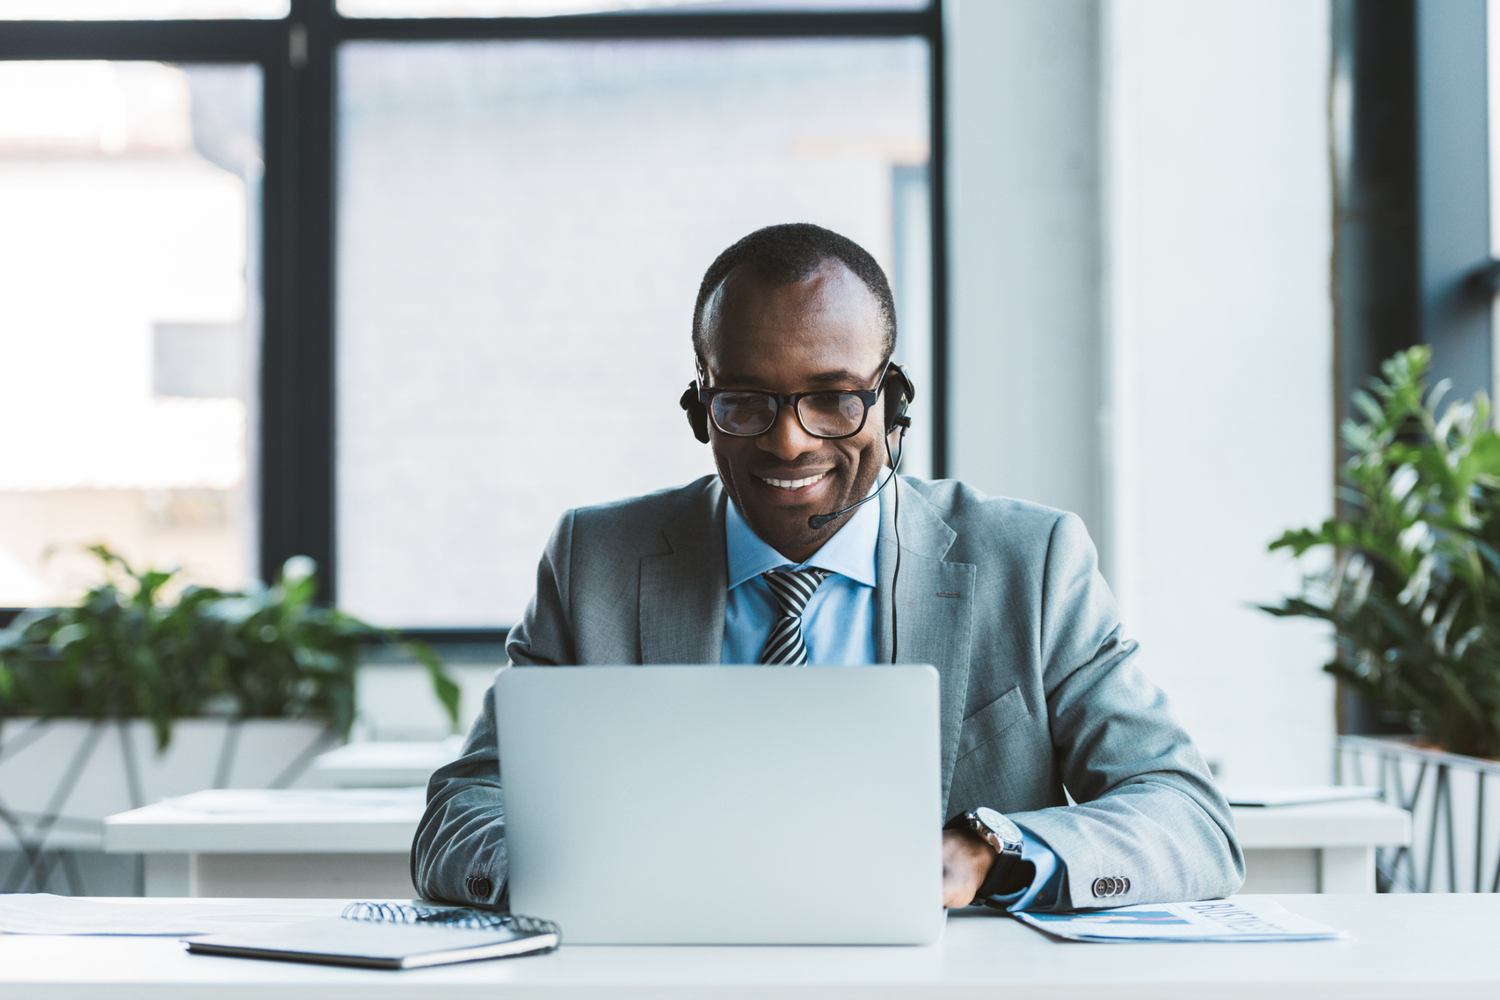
[678,361,915,664]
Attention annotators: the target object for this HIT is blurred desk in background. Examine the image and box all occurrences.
[104,784,1411,899]
[104,788,424,898]
[1232,796,1411,893]
[302,738,463,788]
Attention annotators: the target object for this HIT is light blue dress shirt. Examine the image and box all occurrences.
[719,484,1063,912]
[721,487,879,666]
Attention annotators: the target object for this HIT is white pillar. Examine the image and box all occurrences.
[945,0,1108,565]
[1103,0,1335,783]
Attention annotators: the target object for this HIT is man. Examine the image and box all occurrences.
[412,223,1242,912]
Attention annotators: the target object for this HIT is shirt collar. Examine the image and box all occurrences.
[724,477,882,591]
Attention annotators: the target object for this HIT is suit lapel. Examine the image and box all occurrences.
[876,479,975,813]
[639,480,728,664]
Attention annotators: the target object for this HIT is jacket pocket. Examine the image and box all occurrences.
[956,686,1030,761]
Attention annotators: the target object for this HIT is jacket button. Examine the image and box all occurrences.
[466,875,493,899]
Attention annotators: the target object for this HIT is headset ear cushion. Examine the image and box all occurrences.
[883,367,915,433]
[680,383,711,444]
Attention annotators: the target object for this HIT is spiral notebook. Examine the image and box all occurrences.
[185,902,561,970]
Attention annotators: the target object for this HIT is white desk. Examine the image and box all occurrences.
[103,789,425,898]
[2,894,1497,999]
[105,789,1413,898]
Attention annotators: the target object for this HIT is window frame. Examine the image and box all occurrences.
[0,0,947,640]
[1330,0,1494,735]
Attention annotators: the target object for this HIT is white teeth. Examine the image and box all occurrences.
[760,472,828,490]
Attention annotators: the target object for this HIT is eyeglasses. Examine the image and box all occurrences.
[696,364,891,440]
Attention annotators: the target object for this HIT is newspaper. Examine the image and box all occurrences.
[1014,897,1348,943]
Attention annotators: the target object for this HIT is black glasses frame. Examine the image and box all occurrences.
[697,364,892,440]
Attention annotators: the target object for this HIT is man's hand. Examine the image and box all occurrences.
[942,827,998,909]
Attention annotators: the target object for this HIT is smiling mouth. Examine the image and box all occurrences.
[758,471,829,491]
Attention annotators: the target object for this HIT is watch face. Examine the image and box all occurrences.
[974,806,1023,847]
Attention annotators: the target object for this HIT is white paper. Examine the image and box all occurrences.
[149,787,427,815]
[1221,785,1380,808]
[0,894,350,935]
[1015,897,1349,942]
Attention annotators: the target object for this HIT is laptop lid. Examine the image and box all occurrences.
[495,665,944,945]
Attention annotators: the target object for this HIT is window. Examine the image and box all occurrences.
[0,60,261,605]
[0,1,943,634]
[337,38,930,625]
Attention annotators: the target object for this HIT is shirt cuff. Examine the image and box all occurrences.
[981,826,1063,913]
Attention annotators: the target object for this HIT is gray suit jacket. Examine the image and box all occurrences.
[411,475,1243,911]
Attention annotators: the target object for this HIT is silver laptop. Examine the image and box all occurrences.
[494,665,944,945]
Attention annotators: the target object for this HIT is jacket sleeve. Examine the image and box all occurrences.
[1004,513,1244,910]
[409,511,576,905]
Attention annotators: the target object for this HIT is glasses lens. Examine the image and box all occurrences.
[797,392,867,438]
[711,391,777,436]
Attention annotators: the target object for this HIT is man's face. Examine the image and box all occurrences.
[701,262,888,563]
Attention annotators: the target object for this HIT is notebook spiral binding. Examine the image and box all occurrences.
[341,902,562,950]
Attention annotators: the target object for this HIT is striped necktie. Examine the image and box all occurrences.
[760,568,832,665]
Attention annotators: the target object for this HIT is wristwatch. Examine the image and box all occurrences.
[953,806,1026,905]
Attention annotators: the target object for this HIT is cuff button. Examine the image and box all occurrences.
[1091,876,1129,898]
[465,876,493,899]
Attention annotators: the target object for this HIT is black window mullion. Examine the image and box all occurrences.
[331,9,934,42]
[261,0,338,594]
[0,19,281,60]
[927,6,946,479]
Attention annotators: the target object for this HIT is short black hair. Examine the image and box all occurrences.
[691,223,897,362]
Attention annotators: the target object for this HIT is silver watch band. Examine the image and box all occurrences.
[965,808,1025,904]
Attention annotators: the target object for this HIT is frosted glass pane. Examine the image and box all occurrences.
[339,0,925,17]
[0,62,261,606]
[0,0,287,18]
[337,38,930,627]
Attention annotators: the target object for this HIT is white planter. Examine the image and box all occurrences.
[0,717,338,893]
[1337,735,1500,893]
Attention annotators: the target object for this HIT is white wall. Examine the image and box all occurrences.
[1105,0,1334,783]
[947,0,1335,783]
[357,658,502,741]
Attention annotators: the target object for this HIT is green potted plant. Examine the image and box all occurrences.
[1262,346,1500,759]
[0,547,459,750]
[0,548,460,893]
